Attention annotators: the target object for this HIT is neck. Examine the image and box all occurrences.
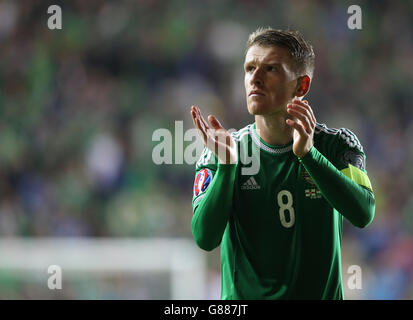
[255,113,294,146]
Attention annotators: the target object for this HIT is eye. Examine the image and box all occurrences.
[245,65,255,72]
[266,65,277,72]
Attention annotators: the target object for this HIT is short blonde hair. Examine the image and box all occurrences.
[246,27,315,78]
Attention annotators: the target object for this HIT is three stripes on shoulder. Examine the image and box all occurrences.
[315,123,363,152]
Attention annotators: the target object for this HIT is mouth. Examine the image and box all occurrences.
[249,90,265,97]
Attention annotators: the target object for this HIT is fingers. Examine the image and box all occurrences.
[286,118,307,136]
[193,116,208,145]
[191,106,226,136]
[287,99,316,134]
[287,106,312,134]
[292,98,316,125]
[191,106,208,132]
[195,106,212,135]
[208,114,224,131]
[191,106,200,132]
[190,106,198,128]
[191,106,203,133]
[191,106,209,144]
[190,106,237,163]
[191,106,224,150]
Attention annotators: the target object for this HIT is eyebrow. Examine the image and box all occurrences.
[244,61,283,68]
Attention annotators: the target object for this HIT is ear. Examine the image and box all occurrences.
[295,75,311,97]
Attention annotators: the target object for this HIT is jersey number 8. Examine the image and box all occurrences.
[277,190,295,228]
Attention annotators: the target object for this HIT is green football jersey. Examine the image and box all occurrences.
[192,122,373,300]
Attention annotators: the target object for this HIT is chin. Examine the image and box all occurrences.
[247,103,278,116]
[248,108,265,115]
[247,102,263,114]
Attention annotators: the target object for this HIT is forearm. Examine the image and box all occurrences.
[192,164,237,251]
[300,147,375,228]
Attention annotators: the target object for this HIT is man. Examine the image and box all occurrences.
[190,27,375,299]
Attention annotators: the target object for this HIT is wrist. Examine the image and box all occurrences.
[298,145,315,161]
[297,145,313,159]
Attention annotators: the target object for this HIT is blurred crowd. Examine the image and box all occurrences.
[0,0,412,299]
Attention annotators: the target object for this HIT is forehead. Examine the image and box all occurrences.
[244,45,292,65]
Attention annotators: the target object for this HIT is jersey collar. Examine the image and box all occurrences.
[250,123,293,155]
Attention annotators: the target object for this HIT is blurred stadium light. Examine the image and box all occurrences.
[0,238,207,299]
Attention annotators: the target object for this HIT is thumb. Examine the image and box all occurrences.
[208,115,223,130]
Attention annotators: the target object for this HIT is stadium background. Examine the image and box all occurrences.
[0,0,412,299]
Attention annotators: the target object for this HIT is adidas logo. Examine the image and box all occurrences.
[241,176,261,190]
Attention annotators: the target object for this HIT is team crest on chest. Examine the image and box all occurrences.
[305,188,322,199]
[301,169,322,199]
[301,169,315,186]
[194,168,213,197]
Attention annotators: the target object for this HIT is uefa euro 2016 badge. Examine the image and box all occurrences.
[194,168,213,197]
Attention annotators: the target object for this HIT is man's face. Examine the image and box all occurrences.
[244,45,298,116]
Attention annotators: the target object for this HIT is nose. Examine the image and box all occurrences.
[250,68,263,87]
